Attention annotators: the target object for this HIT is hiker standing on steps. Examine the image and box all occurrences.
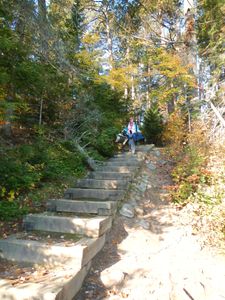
[127,116,145,145]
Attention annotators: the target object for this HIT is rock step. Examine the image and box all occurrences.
[75,179,128,190]
[113,152,143,158]
[23,214,112,238]
[105,161,140,166]
[136,144,155,151]
[88,171,132,180]
[0,235,105,268]
[97,166,137,172]
[47,199,116,216]
[0,261,92,300]
[114,146,154,157]
[64,188,125,201]
[108,157,142,163]
[113,152,138,157]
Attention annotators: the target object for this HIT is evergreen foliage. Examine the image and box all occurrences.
[197,0,225,58]
[143,104,163,145]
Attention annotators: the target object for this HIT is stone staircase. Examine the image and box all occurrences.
[0,145,153,300]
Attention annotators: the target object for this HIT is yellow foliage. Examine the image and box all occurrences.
[73,50,98,69]
[162,109,187,157]
[149,49,196,88]
[187,120,209,158]
[8,190,15,202]
[82,33,100,45]
[49,1,74,27]
[103,66,135,90]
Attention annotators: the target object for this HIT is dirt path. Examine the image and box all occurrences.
[76,148,225,300]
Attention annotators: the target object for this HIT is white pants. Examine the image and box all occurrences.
[129,139,135,154]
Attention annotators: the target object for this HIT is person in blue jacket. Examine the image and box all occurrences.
[126,117,144,142]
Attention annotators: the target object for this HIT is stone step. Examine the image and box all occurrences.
[136,144,155,152]
[0,148,153,300]
[0,261,92,300]
[64,188,125,201]
[23,214,112,238]
[108,157,142,163]
[114,145,154,156]
[75,179,128,190]
[105,160,139,166]
[47,199,116,216]
[88,171,132,180]
[113,152,145,159]
[113,152,137,157]
[97,166,137,172]
[0,235,105,268]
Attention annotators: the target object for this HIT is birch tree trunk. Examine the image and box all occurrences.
[131,75,135,101]
[106,16,113,69]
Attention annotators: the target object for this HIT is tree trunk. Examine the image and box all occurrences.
[72,140,97,171]
[147,64,151,109]
[39,98,44,126]
[167,100,175,114]
[124,86,128,99]
[38,0,48,57]
[167,83,175,114]
[210,100,225,128]
[183,0,194,14]
[131,75,135,100]
[106,18,113,69]
[38,0,47,23]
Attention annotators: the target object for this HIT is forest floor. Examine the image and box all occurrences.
[76,148,225,300]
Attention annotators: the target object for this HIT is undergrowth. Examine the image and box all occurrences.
[0,120,119,221]
[0,138,87,221]
[164,116,225,247]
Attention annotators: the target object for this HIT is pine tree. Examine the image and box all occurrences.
[143,104,163,145]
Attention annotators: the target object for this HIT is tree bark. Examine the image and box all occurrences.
[167,83,175,114]
[131,75,135,100]
[39,98,43,126]
[209,100,225,128]
[38,0,49,57]
[72,140,97,171]
[106,20,113,69]
[38,0,47,23]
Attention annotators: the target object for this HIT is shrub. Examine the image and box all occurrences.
[95,127,118,157]
[171,145,212,204]
[42,142,85,180]
[162,109,186,156]
[0,139,86,202]
[0,200,28,221]
[0,155,42,201]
